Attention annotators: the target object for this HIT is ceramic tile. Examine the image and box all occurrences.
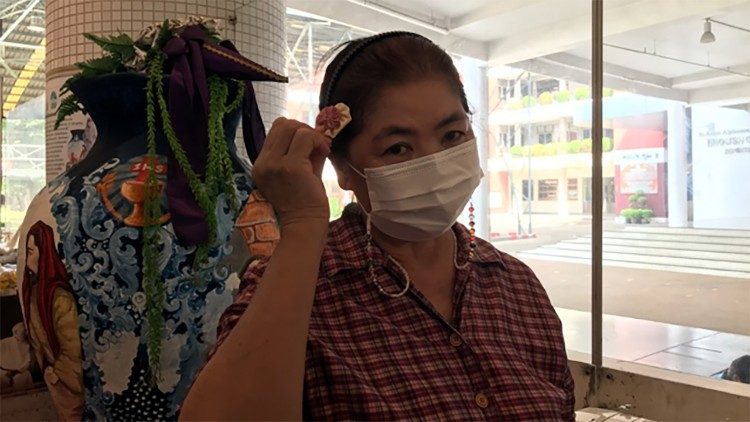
[557,308,717,362]
[634,350,730,376]
[689,332,750,355]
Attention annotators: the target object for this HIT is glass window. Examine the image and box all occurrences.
[567,179,579,200]
[603,1,750,383]
[538,179,559,201]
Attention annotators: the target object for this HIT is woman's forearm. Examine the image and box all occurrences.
[180,222,327,421]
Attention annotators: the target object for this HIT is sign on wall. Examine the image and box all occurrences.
[620,163,658,194]
[692,105,750,230]
[614,147,666,164]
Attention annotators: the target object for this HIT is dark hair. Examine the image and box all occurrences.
[319,32,470,157]
[724,355,750,383]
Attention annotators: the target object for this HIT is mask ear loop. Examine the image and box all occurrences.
[315,102,409,298]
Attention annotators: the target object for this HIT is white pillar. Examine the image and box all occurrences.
[457,57,490,240]
[667,102,689,227]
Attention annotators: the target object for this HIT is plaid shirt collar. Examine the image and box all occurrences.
[321,203,506,279]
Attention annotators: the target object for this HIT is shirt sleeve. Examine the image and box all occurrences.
[500,253,577,421]
[560,363,576,421]
[210,258,269,357]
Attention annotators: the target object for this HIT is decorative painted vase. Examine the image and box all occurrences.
[16,71,279,420]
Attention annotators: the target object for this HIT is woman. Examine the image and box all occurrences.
[22,221,84,420]
[182,32,574,420]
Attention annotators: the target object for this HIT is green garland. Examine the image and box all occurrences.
[143,52,165,384]
[141,50,244,382]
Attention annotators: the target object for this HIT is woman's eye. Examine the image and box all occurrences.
[444,131,466,143]
[384,144,410,156]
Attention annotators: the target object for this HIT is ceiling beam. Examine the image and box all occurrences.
[344,0,449,34]
[541,52,672,88]
[671,63,750,89]
[507,56,689,102]
[0,40,43,50]
[2,36,44,114]
[286,1,488,60]
[0,0,41,44]
[0,56,19,77]
[489,0,750,65]
[0,0,29,20]
[451,0,541,31]
[689,81,750,106]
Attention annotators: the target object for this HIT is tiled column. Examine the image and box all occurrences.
[45,0,286,180]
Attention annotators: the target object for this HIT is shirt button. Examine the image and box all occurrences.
[475,392,489,409]
[449,333,463,347]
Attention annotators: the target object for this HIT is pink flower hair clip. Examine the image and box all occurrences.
[315,103,352,138]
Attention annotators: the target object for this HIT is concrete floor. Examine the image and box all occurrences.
[491,218,750,336]
[523,257,750,336]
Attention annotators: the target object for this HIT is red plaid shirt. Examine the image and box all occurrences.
[214,205,575,420]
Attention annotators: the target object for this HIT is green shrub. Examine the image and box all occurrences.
[531,144,545,156]
[620,208,637,220]
[555,90,570,103]
[538,91,554,105]
[567,139,582,154]
[602,137,613,152]
[510,145,524,156]
[581,138,593,152]
[521,95,537,108]
[574,86,590,100]
[542,143,557,155]
[636,209,653,222]
[621,208,653,224]
[603,87,615,97]
[628,190,648,209]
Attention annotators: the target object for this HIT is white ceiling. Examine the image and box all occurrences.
[290,0,750,106]
[571,6,750,78]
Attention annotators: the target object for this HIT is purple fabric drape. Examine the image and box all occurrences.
[161,26,287,245]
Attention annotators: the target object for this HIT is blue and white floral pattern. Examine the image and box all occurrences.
[47,155,252,420]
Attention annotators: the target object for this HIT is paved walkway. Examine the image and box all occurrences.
[557,307,750,378]
[519,257,750,336]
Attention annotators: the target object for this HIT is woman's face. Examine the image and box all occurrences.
[26,235,39,275]
[334,78,472,211]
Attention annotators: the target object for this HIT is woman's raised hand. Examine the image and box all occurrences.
[251,117,332,232]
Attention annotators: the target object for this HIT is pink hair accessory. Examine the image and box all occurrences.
[315,103,352,138]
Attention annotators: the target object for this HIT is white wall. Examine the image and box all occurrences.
[691,105,750,230]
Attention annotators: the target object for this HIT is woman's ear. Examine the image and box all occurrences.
[329,155,354,191]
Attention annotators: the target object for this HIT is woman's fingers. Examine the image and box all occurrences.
[262,118,309,159]
[287,127,330,160]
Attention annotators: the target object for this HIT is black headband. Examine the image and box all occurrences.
[320,31,430,109]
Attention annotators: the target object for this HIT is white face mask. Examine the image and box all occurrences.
[349,138,483,242]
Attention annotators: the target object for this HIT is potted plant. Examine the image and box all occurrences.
[620,191,654,224]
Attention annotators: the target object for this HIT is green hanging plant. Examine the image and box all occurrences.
[55,18,243,384]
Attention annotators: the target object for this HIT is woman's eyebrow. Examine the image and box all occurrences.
[373,125,417,142]
[435,111,468,130]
